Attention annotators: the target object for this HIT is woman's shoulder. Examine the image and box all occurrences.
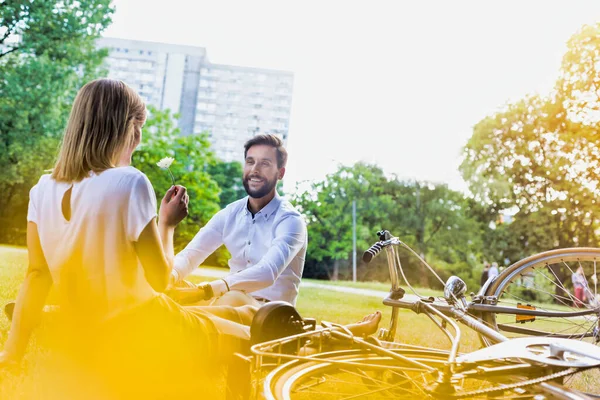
[37,173,53,184]
[31,173,54,192]
[106,166,146,178]
[103,166,151,185]
[86,167,154,200]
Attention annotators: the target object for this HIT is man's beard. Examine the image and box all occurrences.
[243,175,278,199]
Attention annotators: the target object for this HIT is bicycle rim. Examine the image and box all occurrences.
[263,349,581,399]
[481,248,600,394]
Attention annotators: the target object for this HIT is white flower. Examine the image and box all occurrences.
[156,157,175,169]
[156,157,176,185]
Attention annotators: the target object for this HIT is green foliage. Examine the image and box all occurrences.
[293,163,483,289]
[293,163,394,280]
[0,0,114,244]
[460,23,600,263]
[206,160,246,208]
[131,106,221,252]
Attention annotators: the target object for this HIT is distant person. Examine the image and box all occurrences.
[572,266,589,307]
[165,134,308,307]
[480,262,491,287]
[488,262,499,281]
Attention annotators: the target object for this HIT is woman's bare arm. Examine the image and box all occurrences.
[0,222,53,364]
[135,218,173,292]
[135,185,189,292]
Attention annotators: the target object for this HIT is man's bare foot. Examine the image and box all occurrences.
[347,311,382,337]
[298,312,383,356]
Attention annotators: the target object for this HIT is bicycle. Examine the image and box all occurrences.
[245,230,600,399]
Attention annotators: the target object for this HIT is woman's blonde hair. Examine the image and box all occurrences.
[52,79,146,182]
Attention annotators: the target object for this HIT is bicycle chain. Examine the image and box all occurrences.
[452,367,578,398]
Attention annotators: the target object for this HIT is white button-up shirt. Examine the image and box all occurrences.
[173,193,307,305]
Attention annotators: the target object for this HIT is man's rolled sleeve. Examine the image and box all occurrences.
[225,214,306,293]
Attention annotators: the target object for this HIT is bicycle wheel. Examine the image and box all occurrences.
[263,349,582,399]
[481,248,600,345]
[480,248,600,394]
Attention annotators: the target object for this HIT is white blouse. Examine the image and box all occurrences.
[28,167,158,320]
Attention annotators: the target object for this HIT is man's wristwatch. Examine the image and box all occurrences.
[198,283,214,301]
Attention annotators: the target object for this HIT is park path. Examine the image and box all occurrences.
[191,267,422,302]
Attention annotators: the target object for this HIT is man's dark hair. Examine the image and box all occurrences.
[243,134,288,168]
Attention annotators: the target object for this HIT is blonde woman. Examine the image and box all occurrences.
[0,79,252,398]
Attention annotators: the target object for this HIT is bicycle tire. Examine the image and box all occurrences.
[263,349,584,399]
[481,248,600,344]
[480,248,600,395]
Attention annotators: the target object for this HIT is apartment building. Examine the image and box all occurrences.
[97,37,293,162]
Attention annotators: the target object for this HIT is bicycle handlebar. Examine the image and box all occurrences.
[362,242,384,263]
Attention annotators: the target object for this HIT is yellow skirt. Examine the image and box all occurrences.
[39,294,228,400]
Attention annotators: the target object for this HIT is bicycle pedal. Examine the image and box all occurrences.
[302,318,317,331]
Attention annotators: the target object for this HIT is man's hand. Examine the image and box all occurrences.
[159,185,189,228]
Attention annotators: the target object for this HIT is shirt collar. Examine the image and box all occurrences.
[242,192,281,220]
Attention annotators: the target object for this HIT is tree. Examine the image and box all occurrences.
[132,106,222,252]
[409,182,483,287]
[0,0,114,244]
[206,160,246,208]
[293,163,482,289]
[460,23,600,296]
[293,163,395,280]
[460,23,600,255]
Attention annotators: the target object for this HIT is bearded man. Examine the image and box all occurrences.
[161,134,307,307]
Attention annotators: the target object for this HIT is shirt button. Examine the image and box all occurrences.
[247,260,251,264]
[252,220,256,224]
[247,241,251,245]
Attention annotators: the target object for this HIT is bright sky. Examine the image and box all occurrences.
[105,0,600,194]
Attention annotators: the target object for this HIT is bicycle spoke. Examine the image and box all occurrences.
[388,370,428,396]
[293,369,425,398]
[546,264,579,305]
[337,366,425,396]
[498,288,588,328]
[595,260,598,303]
[518,276,580,307]
[532,266,578,306]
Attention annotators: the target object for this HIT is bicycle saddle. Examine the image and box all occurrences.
[456,337,600,368]
[250,301,314,350]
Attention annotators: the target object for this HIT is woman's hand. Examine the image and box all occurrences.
[159,185,189,228]
[165,286,207,305]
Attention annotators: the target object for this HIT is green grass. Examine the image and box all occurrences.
[192,265,446,298]
[1,246,597,396]
[187,277,472,351]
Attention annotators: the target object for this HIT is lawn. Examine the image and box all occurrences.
[0,245,596,397]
